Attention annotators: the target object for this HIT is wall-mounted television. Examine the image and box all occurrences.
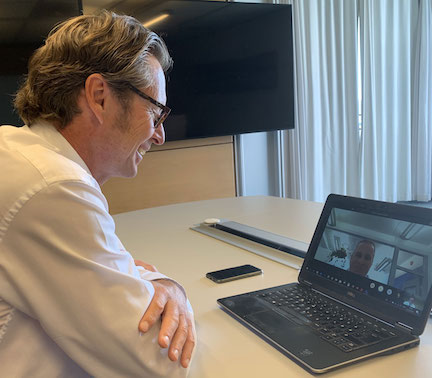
[0,0,294,142]
[0,0,82,126]
[139,0,295,141]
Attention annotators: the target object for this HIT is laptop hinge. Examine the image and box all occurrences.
[395,322,413,333]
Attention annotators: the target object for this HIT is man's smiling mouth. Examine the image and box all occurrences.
[138,147,146,157]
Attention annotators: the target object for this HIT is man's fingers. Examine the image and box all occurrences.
[167,314,188,362]
[134,259,158,272]
[139,282,168,332]
[180,323,196,368]
[158,300,179,348]
[138,279,196,368]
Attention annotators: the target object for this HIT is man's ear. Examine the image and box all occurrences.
[84,73,109,125]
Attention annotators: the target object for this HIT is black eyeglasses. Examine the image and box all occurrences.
[127,84,171,129]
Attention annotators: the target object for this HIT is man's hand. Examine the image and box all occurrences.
[138,278,196,368]
[134,259,158,273]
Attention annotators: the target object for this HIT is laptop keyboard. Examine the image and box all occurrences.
[257,285,398,353]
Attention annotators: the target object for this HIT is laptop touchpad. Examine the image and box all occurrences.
[244,309,299,335]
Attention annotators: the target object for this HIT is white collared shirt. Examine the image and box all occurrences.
[0,121,192,377]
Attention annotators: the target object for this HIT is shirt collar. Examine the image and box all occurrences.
[28,120,92,176]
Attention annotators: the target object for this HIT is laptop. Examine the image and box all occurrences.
[217,194,432,373]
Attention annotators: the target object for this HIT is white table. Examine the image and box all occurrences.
[114,196,432,378]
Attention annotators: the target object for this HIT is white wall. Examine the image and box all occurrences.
[234,131,282,196]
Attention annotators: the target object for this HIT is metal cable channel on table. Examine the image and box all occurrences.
[211,223,306,258]
[191,220,308,270]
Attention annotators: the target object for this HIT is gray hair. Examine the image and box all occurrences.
[14,10,173,128]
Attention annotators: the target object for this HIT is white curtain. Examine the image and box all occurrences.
[284,0,360,201]
[283,0,432,203]
[412,0,432,201]
[360,0,414,201]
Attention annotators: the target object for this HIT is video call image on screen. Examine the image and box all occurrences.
[313,208,432,314]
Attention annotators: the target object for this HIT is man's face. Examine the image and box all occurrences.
[349,242,375,276]
[103,56,166,180]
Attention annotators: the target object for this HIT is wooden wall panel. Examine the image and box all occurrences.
[102,138,236,214]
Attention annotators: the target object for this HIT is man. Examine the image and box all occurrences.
[0,11,195,377]
[349,240,375,276]
[403,297,416,309]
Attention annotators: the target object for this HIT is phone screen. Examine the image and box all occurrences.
[206,264,262,283]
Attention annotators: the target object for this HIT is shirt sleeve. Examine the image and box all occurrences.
[0,179,192,377]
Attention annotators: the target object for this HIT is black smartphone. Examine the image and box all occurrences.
[206,264,262,283]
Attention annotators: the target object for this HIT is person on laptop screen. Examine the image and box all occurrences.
[403,296,417,308]
[349,240,376,276]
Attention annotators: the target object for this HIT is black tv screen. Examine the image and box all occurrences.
[140,0,295,141]
[0,0,82,126]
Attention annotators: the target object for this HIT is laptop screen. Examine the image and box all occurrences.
[302,201,432,326]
